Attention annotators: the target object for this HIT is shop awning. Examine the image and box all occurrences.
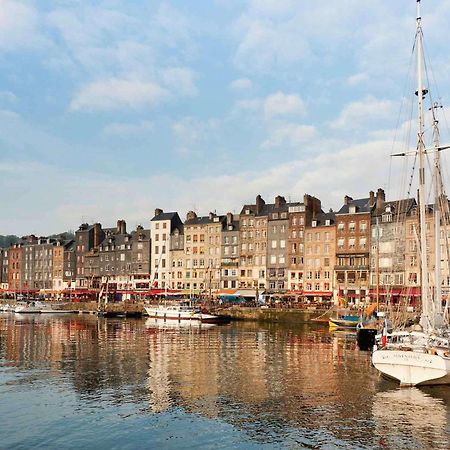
[303,291,333,297]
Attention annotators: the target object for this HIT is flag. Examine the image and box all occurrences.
[381,320,387,348]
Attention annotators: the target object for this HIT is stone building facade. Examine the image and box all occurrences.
[75,223,104,287]
[334,191,378,305]
[8,244,22,291]
[370,198,416,304]
[287,195,323,293]
[303,212,336,303]
[221,213,240,290]
[150,210,183,289]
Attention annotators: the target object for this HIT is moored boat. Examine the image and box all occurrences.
[144,302,227,323]
[371,1,450,387]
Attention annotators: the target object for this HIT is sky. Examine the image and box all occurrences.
[1,0,450,235]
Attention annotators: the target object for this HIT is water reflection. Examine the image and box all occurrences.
[373,388,449,449]
[1,313,450,449]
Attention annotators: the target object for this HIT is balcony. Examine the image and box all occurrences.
[335,265,370,271]
[221,261,239,267]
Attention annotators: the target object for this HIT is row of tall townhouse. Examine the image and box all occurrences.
[3,189,450,303]
[4,236,76,292]
[82,221,152,290]
[0,248,9,289]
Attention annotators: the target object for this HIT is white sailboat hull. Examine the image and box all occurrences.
[372,349,450,386]
[144,306,222,323]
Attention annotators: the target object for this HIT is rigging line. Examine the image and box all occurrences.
[388,29,417,200]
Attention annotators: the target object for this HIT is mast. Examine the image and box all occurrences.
[432,103,443,324]
[416,0,432,331]
[375,216,380,310]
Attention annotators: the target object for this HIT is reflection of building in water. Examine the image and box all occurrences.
[147,332,171,413]
[372,388,449,450]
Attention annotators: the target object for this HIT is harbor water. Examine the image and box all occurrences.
[1,313,449,449]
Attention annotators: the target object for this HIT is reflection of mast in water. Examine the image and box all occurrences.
[147,334,172,413]
[372,389,449,450]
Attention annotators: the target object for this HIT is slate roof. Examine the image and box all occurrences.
[184,215,226,226]
[240,201,303,217]
[312,212,336,226]
[151,212,179,222]
[336,198,373,215]
[373,198,417,217]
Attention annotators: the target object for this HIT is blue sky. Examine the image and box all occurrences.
[1,0,450,235]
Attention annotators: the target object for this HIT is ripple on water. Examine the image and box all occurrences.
[0,315,449,449]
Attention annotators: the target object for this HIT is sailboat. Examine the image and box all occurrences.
[372,0,450,386]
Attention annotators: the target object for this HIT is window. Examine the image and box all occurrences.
[338,222,344,231]
[270,255,276,264]
[280,240,286,249]
[271,240,277,249]
[338,238,345,249]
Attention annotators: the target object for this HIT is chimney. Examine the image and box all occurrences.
[376,188,385,210]
[275,195,286,208]
[369,191,375,207]
[344,195,353,205]
[93,223,103,248]
[209,211,215,220]
[256,195,265,215]
[186,211,197,221]
[226,212,233,226]
[117,220,126,234]
[154,208,163,217]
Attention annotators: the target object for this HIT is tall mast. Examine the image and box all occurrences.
[416,0,431,331]
[432,103,443,323]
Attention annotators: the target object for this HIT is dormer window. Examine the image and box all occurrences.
[272,213,278,219]
[325,219,331,226]
[385,205,392,213]
[213,217,219,222]
[349,205,356,214]
[228,225,233,231]
[312,220,317,227]
[245,209,250,215]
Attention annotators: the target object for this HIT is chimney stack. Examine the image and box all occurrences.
[186,211,197,221]
[209,212,215,220]
[344,195,353,205]
[376,188,385,210]
[116,220,126,234]
[154,208,163,217]
[226,212,233,226]
[256,194,265,215]
[93,223,103,247]
[369,191,375,207]
[275,195,286,208]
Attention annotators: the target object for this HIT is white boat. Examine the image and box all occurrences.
[372,1,450,387]
[144,302,225,323]
[14,301,46,314]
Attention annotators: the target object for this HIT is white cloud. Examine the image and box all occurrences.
[70,78,170,111]
[264,91,306,120]
[161,67,198,96]
[230,78,253,91]
[0,91,17,104]
[347,73,370,86]
[102,120,154,136]
[0,1,47,51]
[235,98,261,110]
[331,96,397,130]
[233,14,310,72]
[262,122,317,149]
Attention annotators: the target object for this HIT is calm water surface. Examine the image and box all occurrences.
[0,313,449,449]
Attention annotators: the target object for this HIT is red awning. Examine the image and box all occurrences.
[304,291,333,297]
